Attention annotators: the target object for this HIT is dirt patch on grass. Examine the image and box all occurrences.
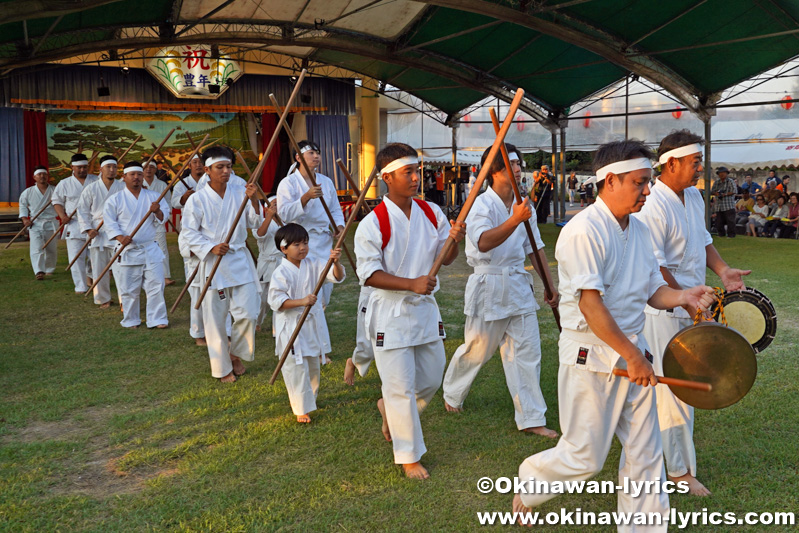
[1,406,116,445]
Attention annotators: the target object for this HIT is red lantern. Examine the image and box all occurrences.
[516,115,524,131]
[672,107,683,119]
[463,114,472,127]
[781,95,793,111]
[583,110,591,128]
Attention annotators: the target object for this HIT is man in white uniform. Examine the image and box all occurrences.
[442,144,559,437]
[103,161,170,329]
[513,140,716,532]
[277,140,345,307]
[635,130,750,496]
[354,143,466,480]
[181,146,262,382]
[171,154,204,219]
[18,166,58,279]
[52,154,98,293]
[78,155,125,308]
[253,196,282,331]
[143,160,174,286]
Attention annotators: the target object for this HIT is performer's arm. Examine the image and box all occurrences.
[329,248,345,281]
[476,199,531,252]
[256,202,277,237]
[528,249,559,308]
[442,220,466,265]
[705,244,750,291]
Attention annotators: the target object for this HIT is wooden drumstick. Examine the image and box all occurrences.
[612,368,712,391]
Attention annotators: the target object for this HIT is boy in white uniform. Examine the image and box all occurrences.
[635,130,750,496]
[354,143,466,480]
[442,143,559,437]
[18,166,58,279]
[513,140,716,532]
[269,223,345,423]
[254,196,282,332]
[103,161,170,329]
[52,153,98,293]
[181,146,262,382]
[143,160,174,286]
[343,284,375,385]
[78,155,126,308]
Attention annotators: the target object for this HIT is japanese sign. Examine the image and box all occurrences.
[146,45,243,99]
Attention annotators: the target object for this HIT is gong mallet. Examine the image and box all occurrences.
[85,134,210,296]
[195,71,308,309]
[612,369,713,392]
[489,107,561,331]
[270,166,379,385]
[6,200,52,249]
[268,94,358,274]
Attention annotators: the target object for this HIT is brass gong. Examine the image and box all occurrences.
[662,322,757,410]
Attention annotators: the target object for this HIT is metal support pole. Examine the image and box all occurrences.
[452,125,458,205]
[560,126,567,222]
[420,111,425,200]
[704,118,712,230]
[551,131,558,222]
[625,74,630,139]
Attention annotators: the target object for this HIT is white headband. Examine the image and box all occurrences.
[192,154,200,160]
[100,159,118,168]
[280,239,288,248]
[381,156,419,177]
[147,161,158,167]
[72,160,89,166]
[124,166,144,173]
[300,145,318,154]
[205,157,232,166]
[33,169,48,176]
[595,157,652,183]
[658,143,702,165]
[508,152,520,161]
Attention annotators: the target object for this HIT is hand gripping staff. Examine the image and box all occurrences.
[6,199,52,249]
[489,107,561,331]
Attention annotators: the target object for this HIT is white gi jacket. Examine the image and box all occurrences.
[52,174,99,240]
[142,178,171,234]
[354,196,450,351]
[253,220,282,287]
[634,181,711,319]
[464,186,544,321]
[277,170,344,261]
[268,257,344,363]
[103,188,169,266]
[555,196,666,373]
[195,172,247,191]
[171,175,199,209]
[18,185,57,231]
[78,179,126,249]
[181,181,262,290]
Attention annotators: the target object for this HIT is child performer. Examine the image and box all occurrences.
[268,223,345,423]
[254,196,282,332]
[354,143,466,480]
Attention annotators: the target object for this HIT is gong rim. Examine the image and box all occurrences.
[710,287,777,353]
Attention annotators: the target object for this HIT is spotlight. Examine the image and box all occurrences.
[225,77,234,86]
[300,93,311,104]
[208,84,221,94]
[97,86,111,97]
[290,75,297,82]
[120,65,129,76]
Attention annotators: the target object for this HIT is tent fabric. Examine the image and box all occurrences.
[0,107,26,202]
[23,110,47,188]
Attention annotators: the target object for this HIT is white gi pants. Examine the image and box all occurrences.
[518,363,668,533]
[352,288,375,376]
[644,314,696,478]
[185,260,232,340]
[442,312,547,430]
[281,354,321,416]
[374,340,446,464]
[66,238,91,293]
[116,261,168,328]
[89,247,114,305]
[201,282,259,378]
[257,281,276,336]
[156,229,171,278]
[29,227,57,274]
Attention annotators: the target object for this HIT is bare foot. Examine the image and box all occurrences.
[322,354,332,365]
[156,324,169,329]
[669,473,711,496]
[521,426,559,439]
[35,272,45,281]
[444,400,463,413]
[195,337,207,346]
[99,301,111,309]
[219,372,236,383]
[344,358,356,385]
[512,494,533,527]
[255,325,261,332]
[164,278,176,286]
[402,462,429,479]
[297,414,311,423]
[230,354,246,376]
[126,325,139,329]
[377,398,391,442]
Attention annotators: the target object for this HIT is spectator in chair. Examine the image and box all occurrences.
[735,190,754,225]
[763,195,789,237]
[746,195,769,237]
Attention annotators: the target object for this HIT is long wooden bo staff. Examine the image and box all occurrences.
[5,199,52,249]
[84,134,210,296]
[488,108,561,331]
[336,159,373,214]
[612,369,712,392]
[194,71,308,309]
[64,131,174,270]
[267,94,358,274]
[270,165,379,384]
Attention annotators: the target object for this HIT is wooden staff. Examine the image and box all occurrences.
[427,89,525,278]
[42,208,76,249]
[268,94,358,274]
[151,144,191,190]
[117,134,143,163]
[235,151,285,225]
[194,71,308,309]
[6,199,52,249]
[336,159,373,214]
[612,369,713,392]
[270,166,379,384]
[143,129,175,168]
[64,220,103,271]
[84,134,210,296]
[489,107,561,331]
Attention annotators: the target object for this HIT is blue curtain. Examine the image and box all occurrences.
[305,115,351,190]
[0,107,26,203]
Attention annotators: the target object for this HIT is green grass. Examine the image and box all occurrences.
[0,227,797,532]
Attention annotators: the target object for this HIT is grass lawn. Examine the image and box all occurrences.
[0,225,797,532]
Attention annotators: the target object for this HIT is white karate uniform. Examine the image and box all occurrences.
[268,257,344,415]
[103,188,169,328]
[518,196,669,532]
[52,174,99,292]
[442,186,548,430]
[351,285,375,377]
[253,221,282,329]
[181,182,262,378]
[78,179,126,305]
[195,172,247,191]
[635,181,711,479]
[354,196,450,464]
[18,185,58,274]
[143,178,172,279]
[277,170,344,306]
